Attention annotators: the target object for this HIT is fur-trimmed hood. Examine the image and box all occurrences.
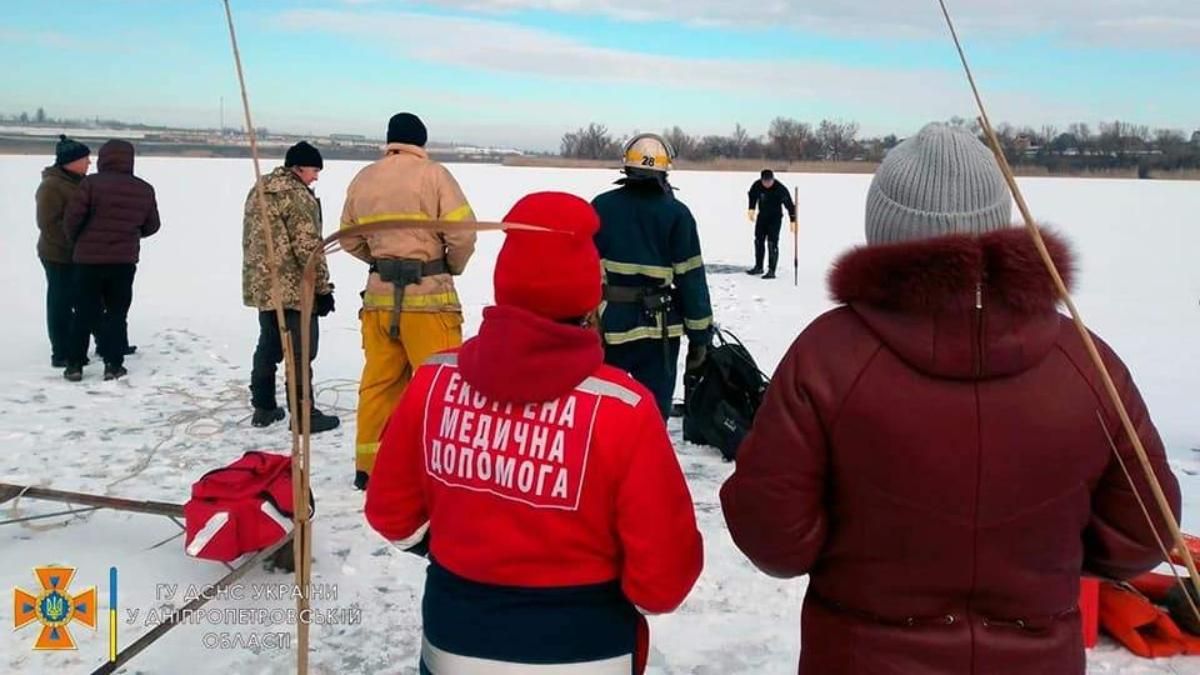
[828,227,1074,379]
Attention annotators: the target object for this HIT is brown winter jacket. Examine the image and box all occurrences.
[64,140,161,264]
[340,143,476,313]
[35,165,85,263]
[720,228,1181,675]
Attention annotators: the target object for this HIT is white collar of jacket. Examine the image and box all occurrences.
[384,143,429,160]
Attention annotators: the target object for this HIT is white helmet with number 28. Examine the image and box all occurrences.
[622,133,674,173]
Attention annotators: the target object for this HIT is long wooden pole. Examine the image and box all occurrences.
[221,2,310,673]
[0,483,185,517]
[936,0,1200,606]
[1098,413,1200,620]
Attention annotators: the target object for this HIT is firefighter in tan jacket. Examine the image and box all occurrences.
[341,113,477,490]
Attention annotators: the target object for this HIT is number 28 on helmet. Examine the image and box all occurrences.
[622,133,674,173]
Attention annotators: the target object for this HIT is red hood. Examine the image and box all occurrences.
[458,305,604,404]
[829,227,1075,380]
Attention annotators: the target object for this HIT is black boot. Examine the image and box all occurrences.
[354,471,369,491]
[125,345,138,356]
[64,365,83,382]
[766,245,780,279]
[103,363,128,381]
[750,236,765,276]
[307,408,341,434]
[252,407,286,428]
[265,540,296,573]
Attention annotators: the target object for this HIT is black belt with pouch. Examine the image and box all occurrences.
[601,285,675,365]
[371,258,449,339]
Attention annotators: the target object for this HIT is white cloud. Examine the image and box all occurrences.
[270,7,1187,148]
[277,9,969,109]
[399,0,1200,49]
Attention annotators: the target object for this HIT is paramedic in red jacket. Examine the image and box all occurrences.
[366,191,703,674]
[720,123,1181,675]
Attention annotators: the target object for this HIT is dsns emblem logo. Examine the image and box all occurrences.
[13,566,97,650]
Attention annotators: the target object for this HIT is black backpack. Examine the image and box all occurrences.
[682,329,769,461]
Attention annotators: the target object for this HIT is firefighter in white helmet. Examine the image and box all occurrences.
[591,133,714,418]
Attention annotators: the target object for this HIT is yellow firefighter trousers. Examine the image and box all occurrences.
[356,310,463,475]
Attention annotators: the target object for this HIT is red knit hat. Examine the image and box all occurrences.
[495,192,602,320]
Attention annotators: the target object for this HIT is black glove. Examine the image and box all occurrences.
[685,342,707,374]
[315,292,335,317]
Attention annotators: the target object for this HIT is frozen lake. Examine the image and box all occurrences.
[0,155,1197,673]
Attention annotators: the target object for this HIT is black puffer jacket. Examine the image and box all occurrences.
[64,140,161,264]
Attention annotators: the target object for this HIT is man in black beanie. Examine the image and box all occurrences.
[242,141,339,432]
[285,140,324,171]
[35,135,91,367]
[386,112,428,147]
[340,111,476,490]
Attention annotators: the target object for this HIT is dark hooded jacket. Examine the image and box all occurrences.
[35,165,85,262]
[64,140,161,264]
[720,228,1180,675]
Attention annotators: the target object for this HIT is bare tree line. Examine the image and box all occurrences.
[561,117,1200,173]
[561,119,873,162]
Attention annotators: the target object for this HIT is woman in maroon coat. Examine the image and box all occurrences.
[720,123,1181,675]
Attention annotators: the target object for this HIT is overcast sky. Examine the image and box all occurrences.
[2,1,1197,151]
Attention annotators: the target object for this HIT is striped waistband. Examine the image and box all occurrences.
[422,560,637,668]
[421,638,632,675]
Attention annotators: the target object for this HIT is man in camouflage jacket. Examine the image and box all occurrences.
[242,141,338,432]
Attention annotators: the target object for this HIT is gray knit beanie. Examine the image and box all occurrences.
[865,122,1013,245]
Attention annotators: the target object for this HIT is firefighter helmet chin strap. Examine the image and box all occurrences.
[618,168,674,194]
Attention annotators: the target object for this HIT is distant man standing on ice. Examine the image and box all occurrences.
[340,112,477,491]
[242,141,339,433]
[35,135,91,368]
[746,169,797,279]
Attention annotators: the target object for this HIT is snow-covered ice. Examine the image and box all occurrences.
[1,155,1197,674]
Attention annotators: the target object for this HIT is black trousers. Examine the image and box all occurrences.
[68,264,135,368]
[604,337,681,420]
[42,260,84,361]
[250,310,318,411]
[754,216,783,272]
